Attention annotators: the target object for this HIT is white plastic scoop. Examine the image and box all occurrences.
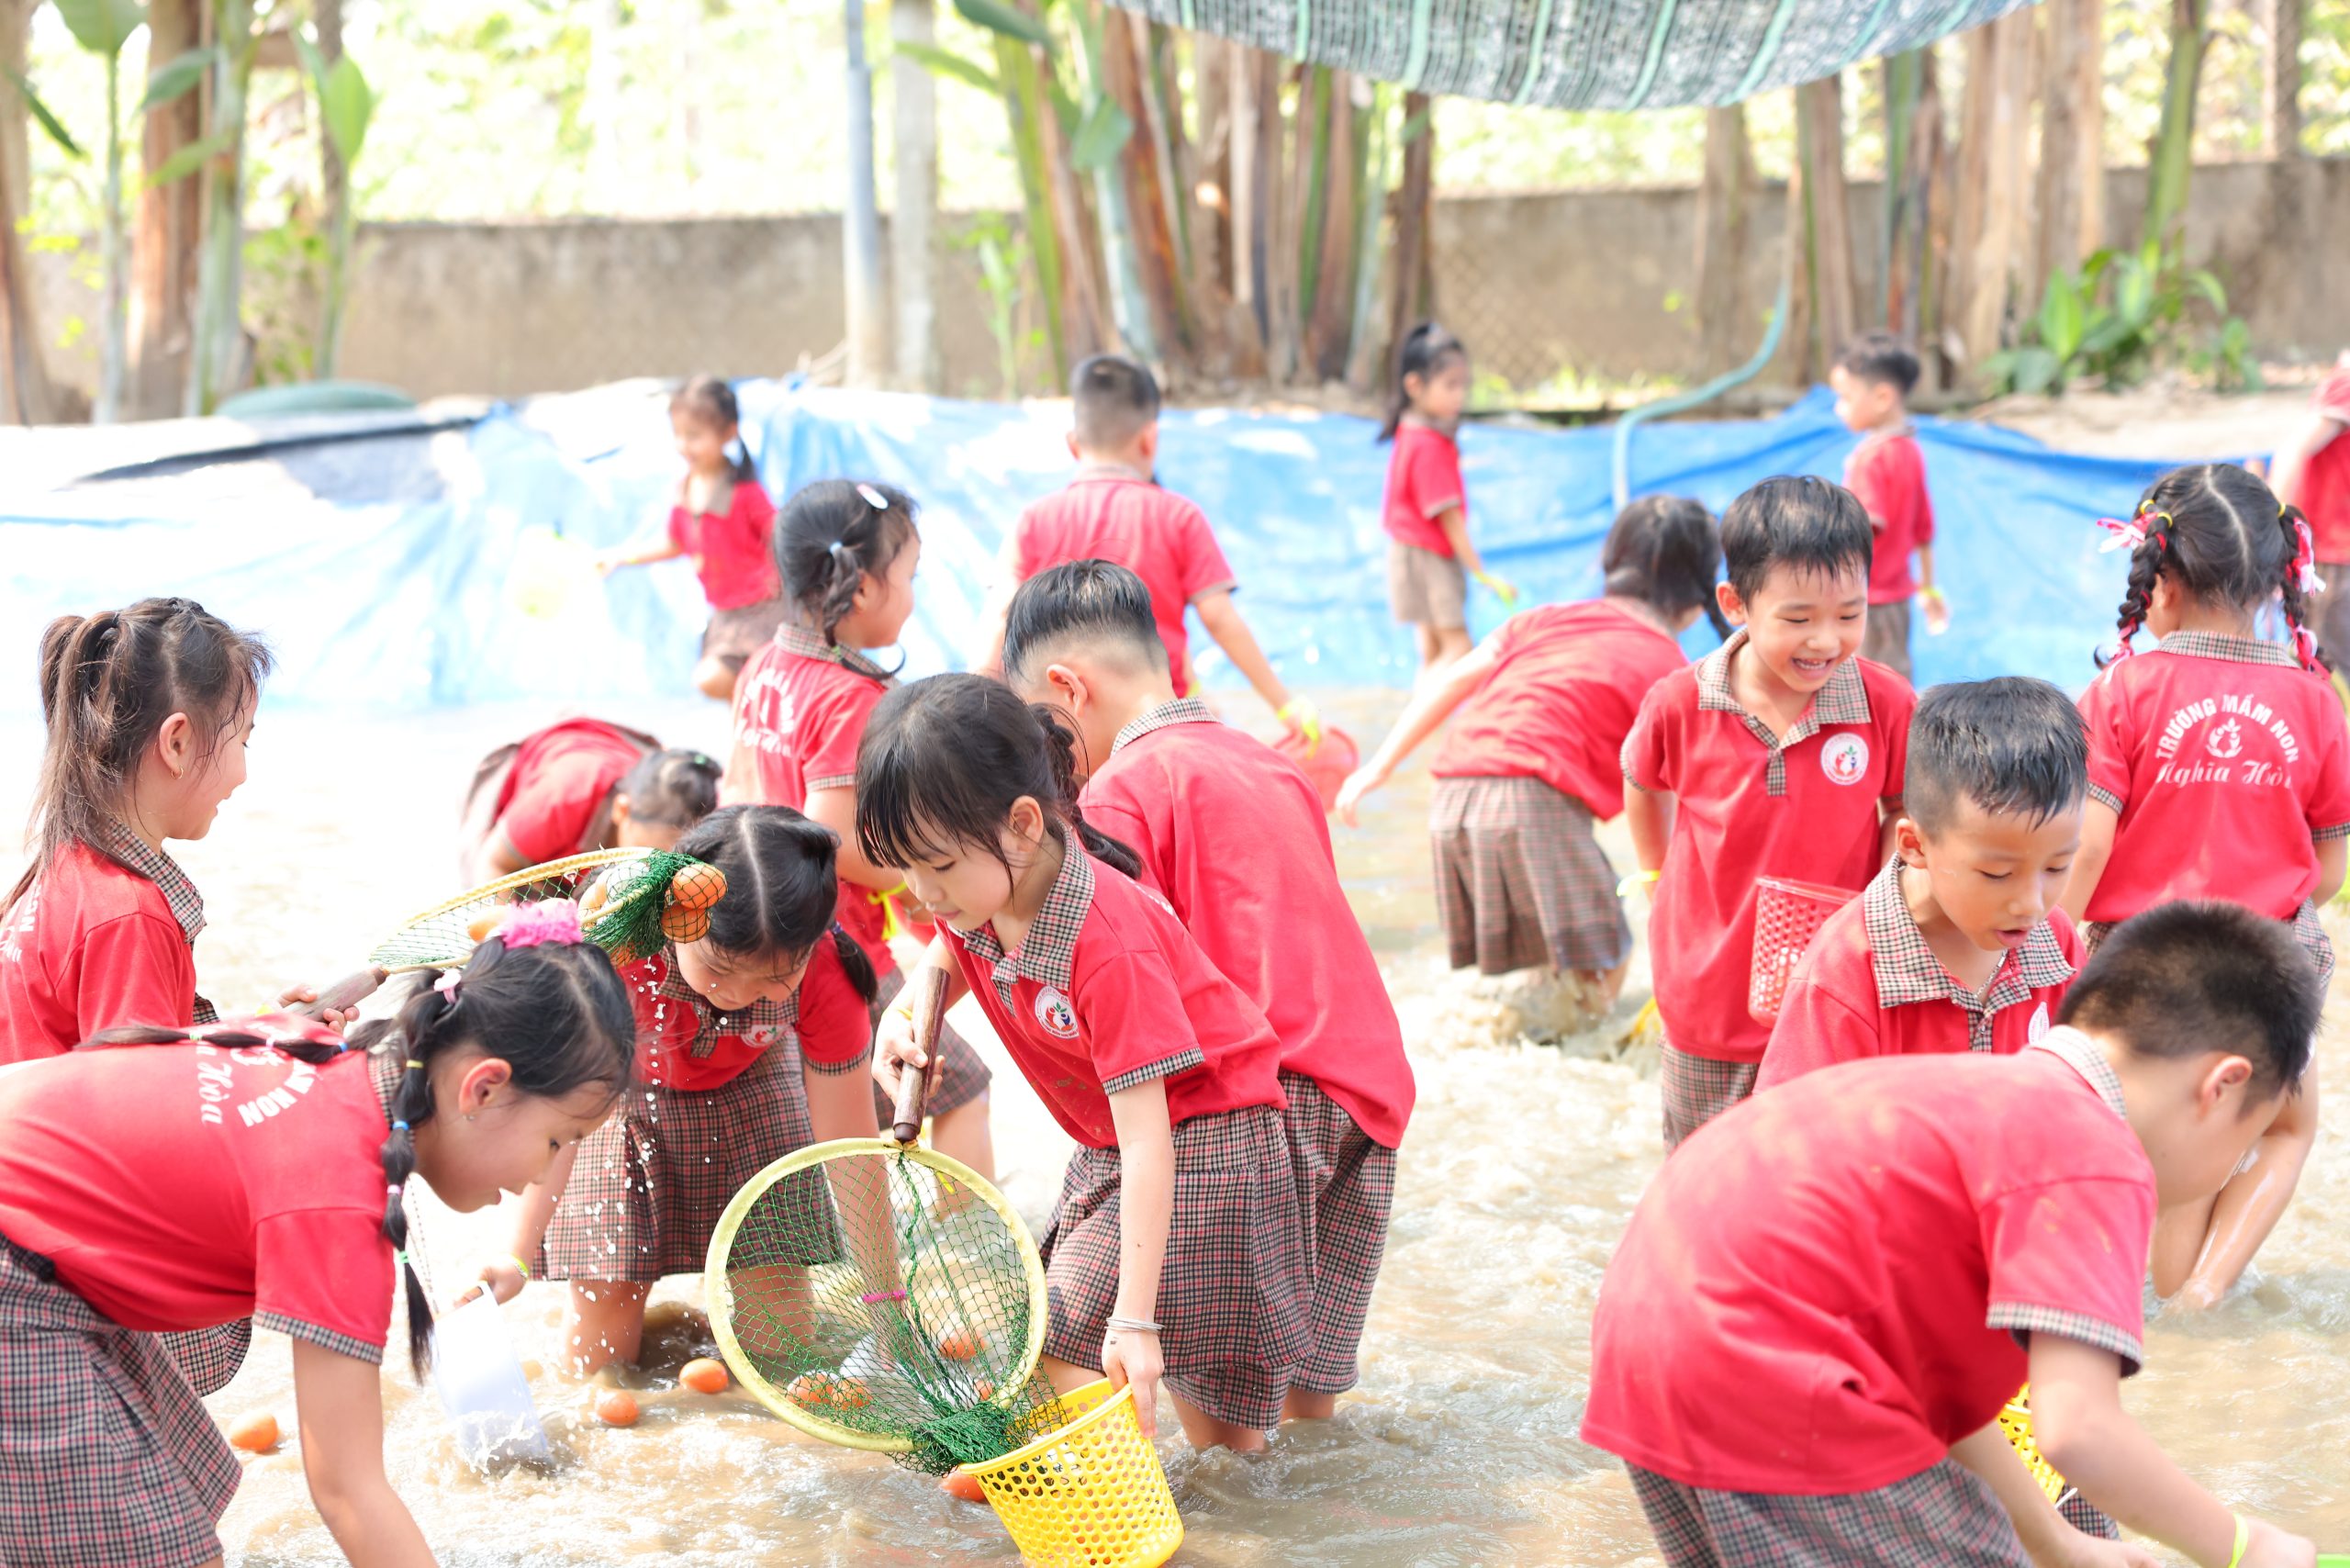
[431,1293,552,1466]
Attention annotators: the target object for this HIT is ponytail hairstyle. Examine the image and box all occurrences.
[1377,321,1469,442]
[12,597,273,908]
[669,804,878,1007]
[1602,495,1730,640]
[774,478,919,651]
[613,747,722,834]
[2100,464,2325,670]
[671,375,758,486]
[856,673,1145,883]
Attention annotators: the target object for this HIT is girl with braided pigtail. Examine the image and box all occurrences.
[0,914,632,1568]
[2063,462,2350,1308]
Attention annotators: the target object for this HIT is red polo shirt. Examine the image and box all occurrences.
[1011,465,1237,699]
[622,938,869,1093]
[726,624,903,974]
[1381,423,1464,557]
[0,1040,398,1361]
[2077,632,2350,924]
[1433,600,1689,820]
[1080,700,1412,1148]
[0,840,203,1064]
[936,849,1285,1149]
[1755,858,2081,1092]
[494,718,655,866]
[667,477,780,611]
[1846,430,1934,604]
[1582,1031,2154,1494]
[1622,639,1913,1064]
[2297,369,2350,559]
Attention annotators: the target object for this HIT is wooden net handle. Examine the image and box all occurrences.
[890,967,950,1145]
[289,967,387,1020]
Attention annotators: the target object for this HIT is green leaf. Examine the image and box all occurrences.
[2038,270,2084,361]
[2186,268,2227,312]
[892,39,999,95]
[952,0,1049,46]
[2113,259,2154,331]
[137,46,215,113]
[295,33,375,162]
[54,0,147,58]
[1399,105,1433,144]
[2,64,85,159]
[2011,346,2063,397]
[142,129,229,188]
[1069,94,1131,172]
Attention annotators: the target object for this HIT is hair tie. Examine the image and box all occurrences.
[2093,515,2146,554]
[433,970,462,999]
[828,540,856,568]
[391,1119,409,1133]
[2295,623,2323,672]
[856,483,890,511]
[387,1182,403,1197]
[2291,516,2325,597]
[403,1058,423,1070]
[498,899,585,949]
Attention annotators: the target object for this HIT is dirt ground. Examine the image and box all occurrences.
[1966,369,2333,461]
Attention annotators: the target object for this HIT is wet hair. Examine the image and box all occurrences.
[11,598,274,909]
[613,747,722,832]
[670,375,757,486]
[1378,321,1469,442]
[1720,476,1874,607]
[1070,355,1160,452]
[1000,560,1169,688]
[773,478,918,651]
[2059,901,2321,1101]
[1904,678,2087,835]
[856,674,1144,882]
[1834,332,1921,398]
[2103,464,2322,669]
[671,804,878,1005]
[1603,496,1731,640]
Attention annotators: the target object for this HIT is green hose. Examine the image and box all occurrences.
[1612,275,1792,510]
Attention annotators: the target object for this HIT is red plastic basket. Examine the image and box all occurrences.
[1274,724,1359,814]
[1747,877,1861,1026]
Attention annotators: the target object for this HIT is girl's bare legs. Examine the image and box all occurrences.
[694,655,738,702]
[930,1094,997,1182]
[1039,1351,1268,1452]
[561,1280,653,1376]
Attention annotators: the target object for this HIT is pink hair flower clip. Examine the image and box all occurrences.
[2093,515,2147,554]
[497,899,587,950]
[2292,516,2327,597]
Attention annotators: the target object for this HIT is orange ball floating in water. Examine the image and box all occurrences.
[940,1467,988,1504]
[832,1376,871,1410]
[594,1390,640,1428]
[226,1410,279,1453]
[668,861,727,912]
[786,1372,835,1407]
[936,1327,982,1362]
[678,1358,729,1394]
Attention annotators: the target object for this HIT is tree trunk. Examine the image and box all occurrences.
[1886,49,1949,384]
[1265,59,1305,383]
[312,0,349,379]
[2035,0,2103,294]
[1304,71,1360,382]
[132,0,202,416]
[1037,46,1111,367]
[2143,0,2210,256]
[187,0,257,415]
[842,0,889,384]
[1694,104,1754,379]
[1775,106,1815,387]
[2266,0,2301,156]
[890,0,940,388]
[1382,90,1435,381]
[1098,5,1182,366]
[1950,11,2031,375]
[0,0,59,422]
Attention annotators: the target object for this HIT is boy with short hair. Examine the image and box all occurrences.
[2266,348,2350,660]
[1756,677,2086,1090]
[1622,475,1915,1149]
[1585,901,2322,1568]
[1831,332,1945,680]
[1000,559,1413,1417]
[979,355,1314,741]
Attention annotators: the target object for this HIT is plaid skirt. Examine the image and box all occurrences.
[1628,1462,2029,1567]
[1281,1072,1396,1394]
[1430,775,1631,976]
[1038,1104,1311,1430]
[0,1235,241,1568]
[2083,898,2334,986]
[869,965,992,1125]
[157,1318,252,1397]
[1660,1041,1760,1153]
[540,1036,839,1282]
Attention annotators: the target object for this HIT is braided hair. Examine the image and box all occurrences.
[2102,464,2326,671]
[774,478,918,653]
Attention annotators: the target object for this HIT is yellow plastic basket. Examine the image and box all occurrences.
[965,1380,1183,1568]
[1998,1383,2069,1504]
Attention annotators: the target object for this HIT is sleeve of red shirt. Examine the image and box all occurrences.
[1752,944,1875,1092]
[2302,701,2350,834]
[1411,434,1466,518]
[1978,1173,2154,1375]
[252,1208,395,1361]
[2319,369,2350,422]
[1010,508,1043,581]
[1910,447,1935,546]
[800,681,883,793]
[666,504,692,553]
[2076,675,2134,813]
[498,754,606,865]
[1620,678,1680,794]
[1173,502,1237,602]
[1075,949,1207,1094]
[1876,676,1917,804]
[793,942,873,1073]
[66,913,196,1038]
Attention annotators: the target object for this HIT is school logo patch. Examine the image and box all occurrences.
[2027,1002,2050,1043]
[743,1025,783,1051]
[1034,987,1080,1040]
[1819,733,1871,787]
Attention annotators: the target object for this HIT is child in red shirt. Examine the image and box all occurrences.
[978,354,1312,738]
[1378,322,1516,681]
[1001,559,1411,1417]
[1586,902,2322,1568]
[0,917,634,1568]
[1337,496,1726,1004]
[2062,463,2350,1309]
[1758,678,2086,1091]
[1622,476,1914,1149]
[2268,350,2350,660]
[457,719,719,881]
[858,674,1307,1450]
[470,806,881,1376]
[1831,332,1946,680]
[597,375,783,701]
[724,479,995,1174]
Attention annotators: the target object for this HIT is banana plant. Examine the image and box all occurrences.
[293,28,373,378]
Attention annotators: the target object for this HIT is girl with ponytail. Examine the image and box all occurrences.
[0,915,632,1568]
[856,674,1310,1452]
[2063,461,2350,1306]
[476,805,886,1377]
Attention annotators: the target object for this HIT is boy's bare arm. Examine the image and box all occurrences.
[1193,589,1292,716]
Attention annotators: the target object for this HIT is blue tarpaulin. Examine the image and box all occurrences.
[0,381,2230,716]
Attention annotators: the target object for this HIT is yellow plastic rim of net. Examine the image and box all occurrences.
[703,1137,1051,1453]
[366,848,652,972]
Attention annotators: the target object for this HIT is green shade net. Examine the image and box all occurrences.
[1103,0,2042,108]
[715,1144,1057,1475]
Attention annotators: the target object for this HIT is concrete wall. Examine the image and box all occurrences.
[26,155,2350,406]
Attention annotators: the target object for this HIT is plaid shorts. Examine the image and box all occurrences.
[1430,774,1631,976]
[2084,899,2334,986]
[1660,1042,1760,1153]
[0,1235,241,1568]
[156,1318,252,1397]
[1628,1462,2030,1567]
[1281,1072,1396,1394]
[869,965,992,1125]
[1039,1104,1311,1430]
[540,1036,837,1282]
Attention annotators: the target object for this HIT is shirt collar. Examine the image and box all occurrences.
[2150,630,2300,667]
[959,844,1095,992]
[1863,857,2077,1010]
[1112,697,1219,756]
[97,823,206,945]
[2030,1025,2130,1118]
[1695,631,1874,731]
[771,621,893,683]
[648,947,794,1058]
[1073,460,1153,486]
